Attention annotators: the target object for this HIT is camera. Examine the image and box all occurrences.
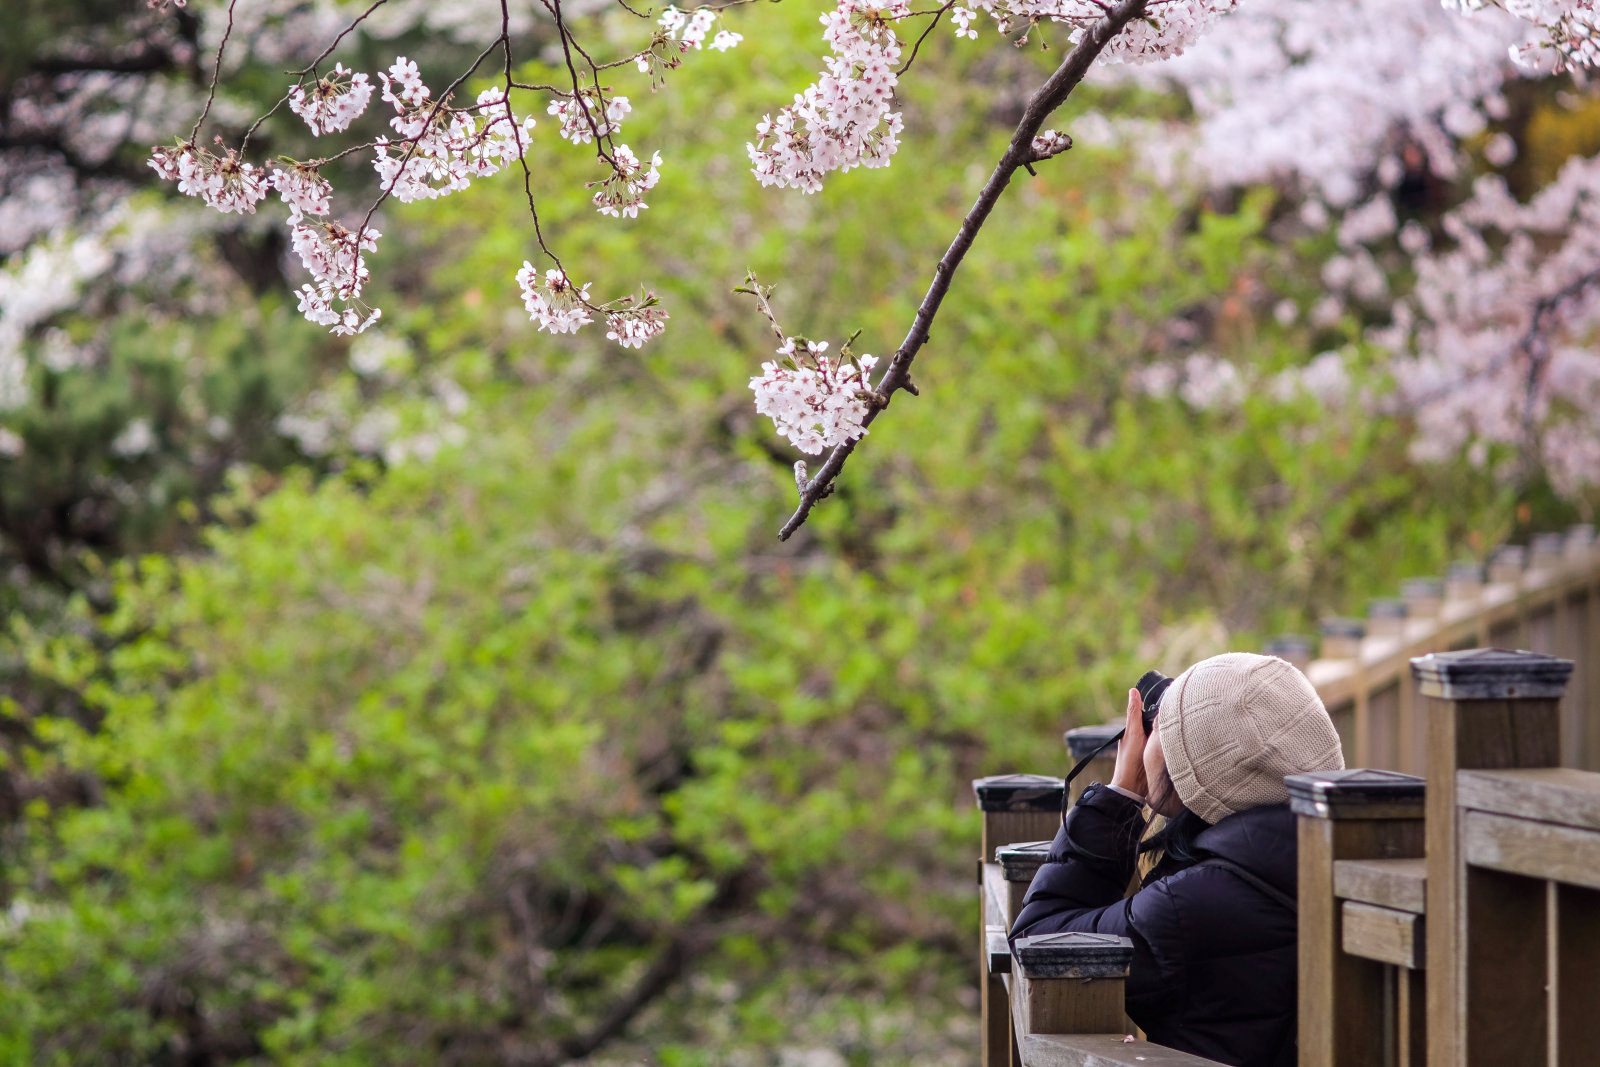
[1135,669,1174,732]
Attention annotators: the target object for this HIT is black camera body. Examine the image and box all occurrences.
[1135,669,1174,732]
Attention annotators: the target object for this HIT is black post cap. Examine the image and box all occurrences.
[1286,768,1425,819]
[1012,932,1134,979]
[972,773,1065,812]
[1063,722,1123,760]
[1402,578,1443,599]
[996,839,1055,882]
[1410,648,1574,700]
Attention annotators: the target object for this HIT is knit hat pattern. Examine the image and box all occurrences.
[1157,652,1345,824]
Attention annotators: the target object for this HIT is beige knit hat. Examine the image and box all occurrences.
[1157,652,1345,824]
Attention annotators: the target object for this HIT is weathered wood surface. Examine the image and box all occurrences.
[1019,1033,1227,1067]
[1419,651,1570,1067]
[1463,865,1547,1065]
[1557,883,1600,1067]
[1299,813,1422,1067]
[1456,766,1600,830]
[1461,809,1600,891]
[1333,857,1426,914]
[1341,900,1425,969]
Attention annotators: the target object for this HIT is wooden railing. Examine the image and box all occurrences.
[1297,524,1600,774]
[972,528,1600,1067]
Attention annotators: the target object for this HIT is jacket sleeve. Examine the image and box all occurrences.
[1008,783,1185,1021]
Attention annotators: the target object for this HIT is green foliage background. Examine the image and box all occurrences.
[0,3,1557,1063]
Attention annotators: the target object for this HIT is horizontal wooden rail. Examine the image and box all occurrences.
[1301,526,1600,774]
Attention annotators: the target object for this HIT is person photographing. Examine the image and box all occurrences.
[1010,652,1345,1067]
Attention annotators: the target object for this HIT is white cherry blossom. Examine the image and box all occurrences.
[750,339,880,454]
[516,263,594,334]
[288,63,373,136]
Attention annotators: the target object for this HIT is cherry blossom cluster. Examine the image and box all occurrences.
[750,338,880,454]
[748,0,909,192]
[289,63,374,136]
[590,145,662,218]
[659,5,745,51]
[272,162,333,216]
[373,62,536,204]
[290,216,382,336]
[148,143,270,215]
[1370,158,1600,495]
[516,263,593,334]
[605,298,670,348]
[1445,0,1600,72]
[548,91,631,145]
[962,0,1238,61]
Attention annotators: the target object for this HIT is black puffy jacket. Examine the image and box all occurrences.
[1009,783,1298,1067]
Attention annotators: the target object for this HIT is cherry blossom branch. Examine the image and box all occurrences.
[501,0,569,278]
[355,36,504,240]
[240,0,395,150]
[187,0,238,142]
[897,2,956,75]
[290,0,393,77]
[775,0,1150,541]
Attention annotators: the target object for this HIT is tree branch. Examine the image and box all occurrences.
[774,0,1150,540]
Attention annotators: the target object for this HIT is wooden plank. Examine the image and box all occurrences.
[1397,966,1426,1067]
[986,862,1015,930]
[987,810,1066,860]
[1556,883,1600,1067]
[984,862,1013,1067]
[1423,692,1563,1067]
[1463,810,1600,891]
[1299,816,1417,1067]
[988,924,1012,974]
[1457,767,1600,831]
[1307,560,1597,716]
[1463,865,1547,1065]
[1334,857,1427,914]
[1342,900,1425,969]
[1018,1033,1228,1066]
[1368,680,1400,770]
[1013,972,1126,1037]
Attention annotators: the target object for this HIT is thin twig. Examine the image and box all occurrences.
[775,0,1150,540]
[897,2,955,76]
[501,0,571,281]
[291,0,393,76]
[187,0,238,143]
[356,37,504,241]
[738,272,789,345]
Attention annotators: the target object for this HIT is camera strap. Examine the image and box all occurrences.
[1059,727,1125,832]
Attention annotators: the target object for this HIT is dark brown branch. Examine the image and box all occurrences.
[188,0,239,142]
[32,49,179,77]
[897,2,955,76]
[775,0,1150,540]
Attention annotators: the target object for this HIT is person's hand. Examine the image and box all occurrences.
[1111,687,1149,800]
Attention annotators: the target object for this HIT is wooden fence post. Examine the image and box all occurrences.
[996,840,1052,930]
[1011,932,1133,1036]
[974,774,1064,1067]
[974,773,1065,862]
[1062,724,1121,806]
[1411,648,1574,1067]
[1287,768,1426,1067]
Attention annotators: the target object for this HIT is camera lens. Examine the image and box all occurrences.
[1135,669,1173,729]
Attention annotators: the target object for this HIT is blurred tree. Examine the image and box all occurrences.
[0,14,1524,1059]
